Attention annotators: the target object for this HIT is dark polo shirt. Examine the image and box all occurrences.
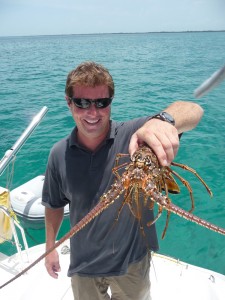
[42,118,159,277]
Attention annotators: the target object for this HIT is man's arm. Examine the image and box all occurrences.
[129,101,203,166]
[45,207,64,279]
[164,101,204,134]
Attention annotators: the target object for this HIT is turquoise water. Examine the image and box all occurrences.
[0,32,225,274]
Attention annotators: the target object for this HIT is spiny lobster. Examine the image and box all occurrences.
[1,145,225,289]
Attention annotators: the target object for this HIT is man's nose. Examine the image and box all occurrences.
[87,102,98,113]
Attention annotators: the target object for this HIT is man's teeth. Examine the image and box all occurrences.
[86,120,99,124]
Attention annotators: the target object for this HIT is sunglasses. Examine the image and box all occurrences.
[70,97,113,109]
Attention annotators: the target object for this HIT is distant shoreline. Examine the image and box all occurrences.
[0,30,225,39]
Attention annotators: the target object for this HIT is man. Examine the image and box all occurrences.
[42,61,203,300]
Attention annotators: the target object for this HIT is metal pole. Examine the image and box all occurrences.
[0,106,48,175]
[194,64,225,98]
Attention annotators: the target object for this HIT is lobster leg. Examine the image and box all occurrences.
[171,162,213,197]
[115,188,133,221]
[161,210,171,239]
[168,168,195,213]
[147,201,163,227]
[112,153,130,180]
[114,153,130,165]
[112,161,129,180]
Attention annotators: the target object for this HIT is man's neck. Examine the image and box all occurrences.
[77,129,109,152]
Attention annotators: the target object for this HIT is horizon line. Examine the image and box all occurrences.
[0,29,225,38]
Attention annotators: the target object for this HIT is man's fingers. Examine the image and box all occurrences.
[129,124,179,165]
[129,133,141,157]
[155,132,179,165]
[45,250,61,279]
[46,262,61,279]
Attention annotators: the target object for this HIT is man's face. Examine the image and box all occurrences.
[68,85,111,145]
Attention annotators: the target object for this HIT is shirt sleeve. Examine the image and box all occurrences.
[42,149,69,209]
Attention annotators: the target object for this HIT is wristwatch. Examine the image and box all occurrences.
[151,111,175,126]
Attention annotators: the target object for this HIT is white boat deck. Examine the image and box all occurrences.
[1,241,225,300]
[0,242,72,300]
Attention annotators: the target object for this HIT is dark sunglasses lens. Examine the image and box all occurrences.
[96,98,112,108]
[72,98,112,109]
[73,98,91,108]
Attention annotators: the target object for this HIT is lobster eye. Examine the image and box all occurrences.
[145,159,151,166]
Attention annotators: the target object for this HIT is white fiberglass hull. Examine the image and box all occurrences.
[1,243,225,300]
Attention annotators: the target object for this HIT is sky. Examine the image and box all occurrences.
[0,0,225,37]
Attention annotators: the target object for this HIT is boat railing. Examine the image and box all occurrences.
[0,106,48,268]
[0,200,30,267]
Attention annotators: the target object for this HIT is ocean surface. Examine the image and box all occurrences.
[0,32,225,274]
